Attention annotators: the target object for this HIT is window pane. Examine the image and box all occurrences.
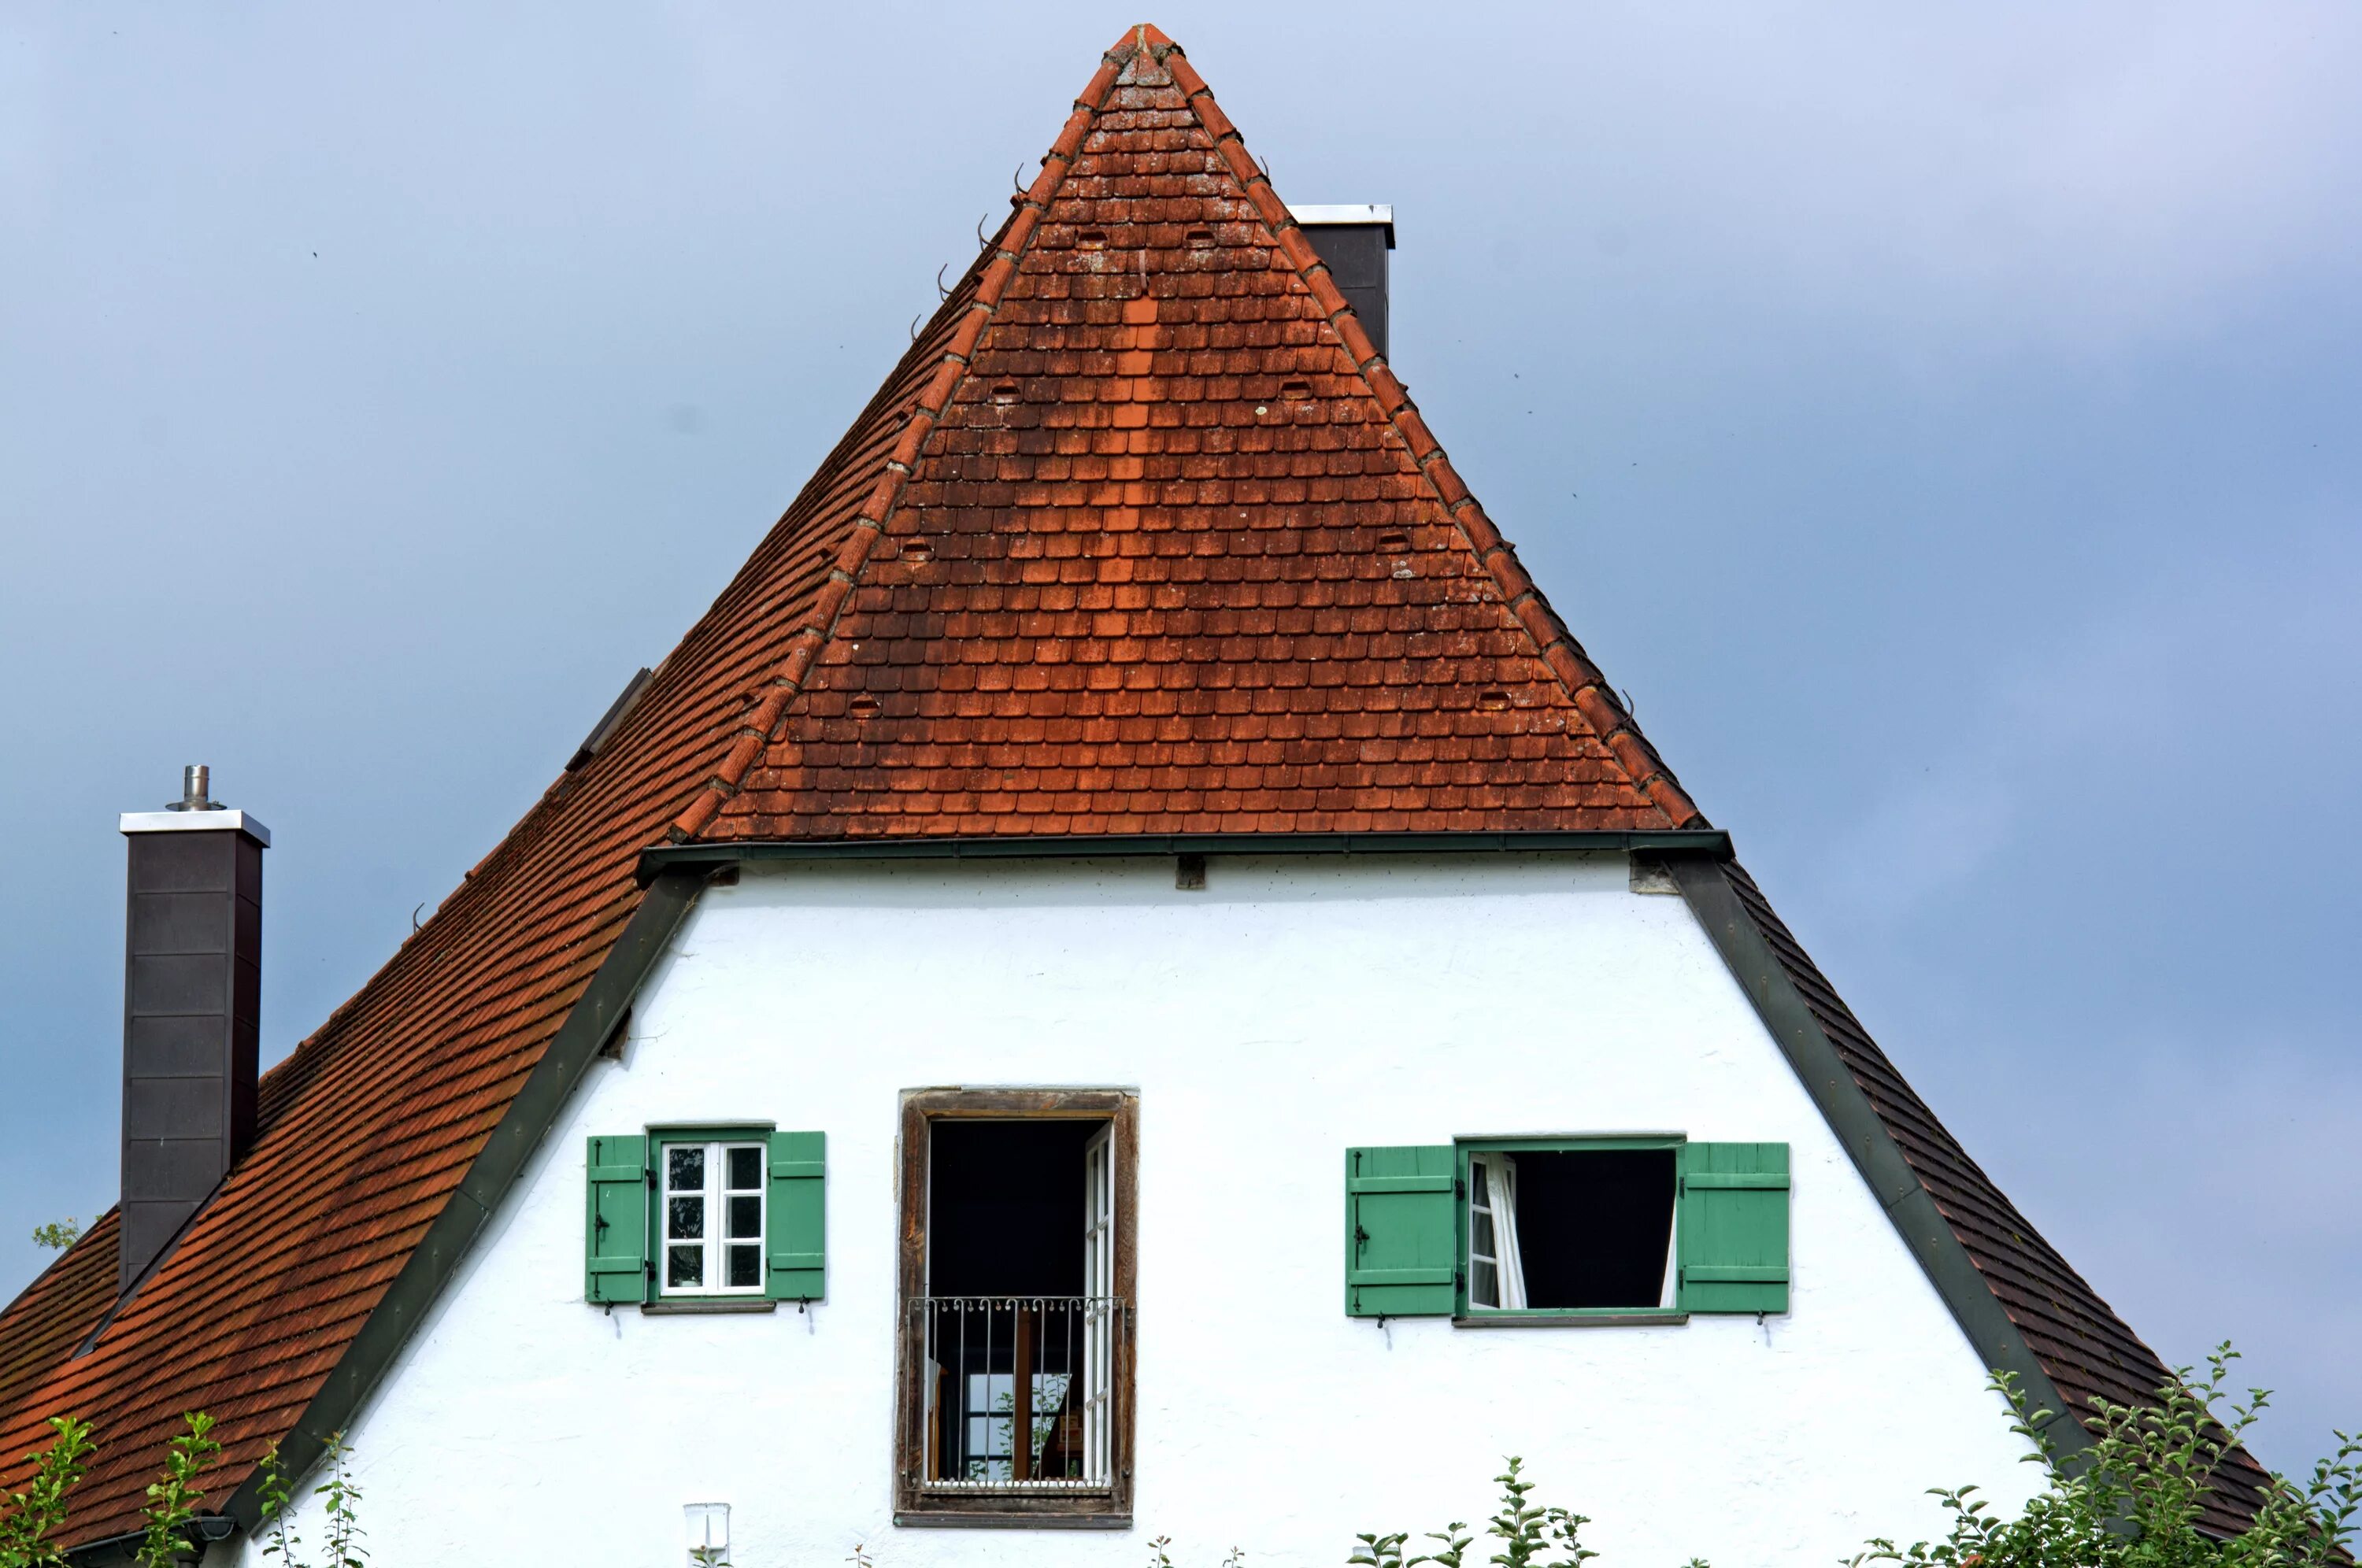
[968,1374,1013,1459]
[1472,1209,1496,1257]
[668,1196,705,1240]
[668,1145,705,1192]
[727,1195,761,1240]
[1470,1164,1492,1209]
[727,1146,762,1191]
[727,1244,761,1289]
[668,1244,705,1288]
[1472,1259,1499,1308]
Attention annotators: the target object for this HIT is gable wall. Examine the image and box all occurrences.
[238,853,2040,1568]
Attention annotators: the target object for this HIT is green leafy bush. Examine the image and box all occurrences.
[137,1412,220,1568]
[0,1417,94,1566]
[1343,1351,2353,1568]
[257,1436,368,1568]
[1853,1348,2359,1568]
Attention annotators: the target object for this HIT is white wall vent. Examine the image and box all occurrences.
[684,1502,730,1565]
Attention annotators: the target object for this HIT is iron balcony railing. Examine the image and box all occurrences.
[913,1295,1123,1491]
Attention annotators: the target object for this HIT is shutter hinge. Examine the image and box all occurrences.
[1454,1178,1465,1199]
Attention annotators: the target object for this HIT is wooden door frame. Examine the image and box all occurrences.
[891,1087,1138,1528]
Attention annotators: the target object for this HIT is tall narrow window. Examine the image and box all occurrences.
[895,1089,1136,1526]
[662,1139,766,1296]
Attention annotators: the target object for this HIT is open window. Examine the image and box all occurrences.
[894,1089,1135,1526]
[1464,1145,1677,1314]
[1344,1138,1789,1324]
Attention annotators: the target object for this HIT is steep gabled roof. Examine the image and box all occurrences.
[666,27,1698,841]
[0,23,2265,1551]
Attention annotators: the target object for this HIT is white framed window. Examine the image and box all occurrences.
[1468,1157,1502,1308]
[1466,1152,1529,1311]
[662,1140,766,1295]
[1081,1123,1114,1484]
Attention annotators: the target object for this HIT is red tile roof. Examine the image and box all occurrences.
[0,22,2263,1549]
[668,23,1699,842]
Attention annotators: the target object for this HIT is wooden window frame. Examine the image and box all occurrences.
[893,1088,1138,1528]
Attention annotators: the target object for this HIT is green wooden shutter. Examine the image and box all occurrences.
[765,1130,826,1302]
[585,1133,650,1305]
[1345,1145,1456,1317]
[1676,1141,1790,1314]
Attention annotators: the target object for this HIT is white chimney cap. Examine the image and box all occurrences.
[1288,204,1395,245]
[120,810,271,845]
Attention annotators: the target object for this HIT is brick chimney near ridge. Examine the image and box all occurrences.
[117,765,267,1290]
[1290,205,1394,357]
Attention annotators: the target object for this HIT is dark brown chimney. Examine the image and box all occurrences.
[117,765,266,1289]
[1291,205,1394,357]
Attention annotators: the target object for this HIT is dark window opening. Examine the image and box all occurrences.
[1470,1148,1675,1311]
[927,1120,1096,1296]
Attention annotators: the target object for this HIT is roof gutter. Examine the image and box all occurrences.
[638,827,1731,883]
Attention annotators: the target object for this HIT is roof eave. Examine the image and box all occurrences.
[638,827,1734,882]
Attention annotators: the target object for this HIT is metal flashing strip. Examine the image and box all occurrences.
[640,828,1731,882]
[118,808,272,846]
[1665,858,2093,1459]
[1288,202,1396,244]
[208,867,707,1538]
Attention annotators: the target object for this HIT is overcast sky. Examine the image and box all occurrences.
[4,2,2357,1479]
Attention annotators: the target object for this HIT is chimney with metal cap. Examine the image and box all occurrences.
[1290,204,1395,357]
[117,765,268,1289]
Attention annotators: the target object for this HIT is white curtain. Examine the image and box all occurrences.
[1473,1153,1530,1311]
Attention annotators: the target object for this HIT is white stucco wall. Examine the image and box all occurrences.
[240,853,2041,1568]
